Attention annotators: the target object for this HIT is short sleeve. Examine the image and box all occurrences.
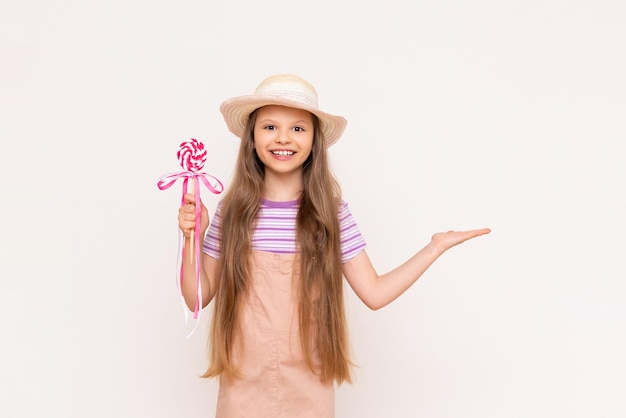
[202,200,223,259]
[338,200,367,263]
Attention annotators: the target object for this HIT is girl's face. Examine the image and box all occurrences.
[253,105,314,178]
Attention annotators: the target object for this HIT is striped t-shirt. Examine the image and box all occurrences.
[202,199,366,263]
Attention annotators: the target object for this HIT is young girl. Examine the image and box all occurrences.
[177,74,490,418]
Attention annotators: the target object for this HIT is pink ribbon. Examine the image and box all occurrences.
[157,171,224,322]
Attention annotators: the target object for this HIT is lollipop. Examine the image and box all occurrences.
[177,138,207,172]
[177,138,207,262]
[157,138,223,326]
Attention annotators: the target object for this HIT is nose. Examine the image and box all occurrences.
[275,129,291,144]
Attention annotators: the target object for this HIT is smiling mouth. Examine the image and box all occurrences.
[271,150,294,156]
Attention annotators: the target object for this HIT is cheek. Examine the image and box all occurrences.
[305,135,315,151]
[253,128,269,145]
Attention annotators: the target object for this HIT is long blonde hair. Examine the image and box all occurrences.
[202,107,352,384]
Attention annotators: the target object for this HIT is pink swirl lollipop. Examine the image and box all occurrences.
[177,138,207,263]
[177,138,207,172]
[157,138,223,328]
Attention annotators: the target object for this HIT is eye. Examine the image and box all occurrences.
[293,126,305,132]
[264,125,276,130]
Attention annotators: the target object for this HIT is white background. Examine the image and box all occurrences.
[1,1,625,417]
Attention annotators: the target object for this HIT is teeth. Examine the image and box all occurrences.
[272,150,294,156]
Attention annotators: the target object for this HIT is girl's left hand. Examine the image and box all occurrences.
[431,228,491,254]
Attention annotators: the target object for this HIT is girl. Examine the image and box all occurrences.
[177,74,490,418]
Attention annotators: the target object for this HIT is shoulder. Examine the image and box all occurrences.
[213,199,225,215]
[337,199,354,216]
[337,199,362,229]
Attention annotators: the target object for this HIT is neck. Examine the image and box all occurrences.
[262,171,304,202]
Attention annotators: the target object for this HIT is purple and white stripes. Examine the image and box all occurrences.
[203,199,366,263]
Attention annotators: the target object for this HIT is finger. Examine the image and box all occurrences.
[178,212,195,228]
[179,213,196,224]
[178,209,196,224]
[464,228,491,239]
[179,203,197,214]
[179,222,195,232]
[183,193,203,205]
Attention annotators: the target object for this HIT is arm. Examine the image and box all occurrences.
[178,193,219,311]
[342,228,490,310]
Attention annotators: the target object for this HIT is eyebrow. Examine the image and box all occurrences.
[257,118,312,126]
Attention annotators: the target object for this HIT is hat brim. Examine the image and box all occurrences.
[220,95,347,147]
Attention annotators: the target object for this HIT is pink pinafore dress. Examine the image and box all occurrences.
[215,251,335,418]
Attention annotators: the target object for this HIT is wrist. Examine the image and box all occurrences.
[426,239,445,258]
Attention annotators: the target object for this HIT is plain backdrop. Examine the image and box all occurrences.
[1,1,625,417]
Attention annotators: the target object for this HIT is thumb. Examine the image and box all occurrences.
[183,193,203,205]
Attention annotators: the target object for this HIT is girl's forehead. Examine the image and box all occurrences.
[256,105,313,121]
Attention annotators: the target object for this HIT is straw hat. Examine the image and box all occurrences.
[220,74,347,147]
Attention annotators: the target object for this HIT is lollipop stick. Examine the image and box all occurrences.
[189,180,195,264]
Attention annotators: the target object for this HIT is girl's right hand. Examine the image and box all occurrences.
[178,193,210,238]
[430,228,491,254]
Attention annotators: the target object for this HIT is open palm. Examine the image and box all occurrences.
[431,228,491,253]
